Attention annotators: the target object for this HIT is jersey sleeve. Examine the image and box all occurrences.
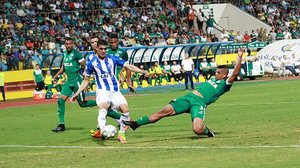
[85,61,94,77]
[111,55,126,67]
[75,50,85,63]
[225,78,232,91]
[122,50,129,61]
[86,53,94,63]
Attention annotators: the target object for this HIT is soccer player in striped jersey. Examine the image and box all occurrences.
[88,34,132,138]
[123,49,245,138]
[70,39,147,143]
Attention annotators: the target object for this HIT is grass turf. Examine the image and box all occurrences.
[0,79,300,168]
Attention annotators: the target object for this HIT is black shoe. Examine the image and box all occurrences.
[129,86,136,94]
[52,124,65,132]
[122,120,138,130]
[206,127,215,137]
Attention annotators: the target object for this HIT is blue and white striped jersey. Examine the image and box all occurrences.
[85,53,127,92]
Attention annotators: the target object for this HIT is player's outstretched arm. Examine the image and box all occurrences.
[228,49,244,84]
[124,64,148,76]
[70,76,90,102]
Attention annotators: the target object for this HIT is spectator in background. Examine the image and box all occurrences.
[243,31,251,42]
[200,58,210,81]
[211,34,219,42]
[229,30,236,42]
[0,68,5,101]
[33,64,44,91]
[171,60,183,83]
[283,28,292,39]
[271,57,285,77]
[282,55,299,76]
[0,52,8,71]
[181,53,194,91]
[236,31,243,42]
[206,15,217,35]
[276,29,285,40]
[250,30,258,42]
[195,8,205,33]
[220,29,229,42]
[269,28,277,42]
[209,58,218,79]
[163,61,172,80]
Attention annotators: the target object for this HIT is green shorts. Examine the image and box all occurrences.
[170,92,206,120]
[61,76,85,101]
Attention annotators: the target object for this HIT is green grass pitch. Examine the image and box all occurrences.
[0,79,300,168]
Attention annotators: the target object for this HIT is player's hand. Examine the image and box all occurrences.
[142,70,149,77]
[237,48,244,59]
[70,93,78,103]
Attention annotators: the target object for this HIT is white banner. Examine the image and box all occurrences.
[257,40,300,73]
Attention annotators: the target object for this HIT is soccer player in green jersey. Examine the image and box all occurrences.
[52,37,98,132]
[107,33,135,94]
[124,49,245,137]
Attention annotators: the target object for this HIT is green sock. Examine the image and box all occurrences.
[57,98,65,124]
[136,116,150,126]
[204,126,209,135]
[78,100,97,107]
[107,110,121,119]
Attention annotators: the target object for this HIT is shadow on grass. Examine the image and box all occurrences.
[66,127,85,131]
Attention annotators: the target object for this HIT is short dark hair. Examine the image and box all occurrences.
[65,37,73,41]
[97,39,108,46]
[217,65,228,69]
[217,65,229,75]
[90,32,99,40]
[109,33,118,39]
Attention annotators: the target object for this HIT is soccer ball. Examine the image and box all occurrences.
[102,125,117,138]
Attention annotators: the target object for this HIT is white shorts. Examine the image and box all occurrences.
[96,89,127,111]
[207,27,214,34]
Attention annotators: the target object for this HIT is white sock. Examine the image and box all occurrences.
[97,108,107,133]
[119,112,130,133]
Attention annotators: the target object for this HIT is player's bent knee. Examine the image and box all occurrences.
[57,98,65,105]
[119,103,129,113]
[193,127,203,135]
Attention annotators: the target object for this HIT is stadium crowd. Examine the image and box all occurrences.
[0,0,299,72]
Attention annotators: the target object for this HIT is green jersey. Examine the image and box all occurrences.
[107,48,129,78]
[33,69,43,82]
[196,78,231,105]
[63,49,84,82]
[106,48,128,61]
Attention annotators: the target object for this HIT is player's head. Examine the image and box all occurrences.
[109,33,119,50]
[184,53,189,59]
[95,39,108,59]
[35,64,40,69]
[47,70,51,75]
[90,33,99,51]
[215,65,229,80]
[64,37,74,53]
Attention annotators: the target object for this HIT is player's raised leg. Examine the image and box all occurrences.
[123,104,176,130]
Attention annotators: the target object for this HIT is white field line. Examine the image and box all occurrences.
[0,144,299,150]
[79,101,299,112]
